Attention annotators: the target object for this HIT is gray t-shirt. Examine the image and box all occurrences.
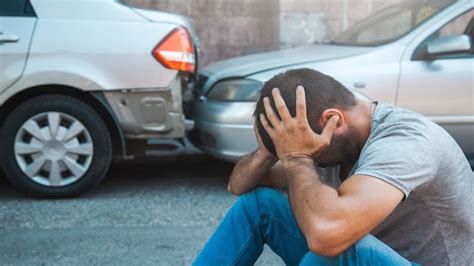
[347,103,473,265]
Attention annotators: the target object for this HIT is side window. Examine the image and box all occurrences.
[357,10,412,44]
[413,9,473,60]
[0,0,35,17]
[439,9,474,39]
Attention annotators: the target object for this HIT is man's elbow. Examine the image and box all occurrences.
[227,183,244,196]
[306,221,346,257]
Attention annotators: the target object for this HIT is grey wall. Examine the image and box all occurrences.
[127,0,279,67]
[126,0,403,68]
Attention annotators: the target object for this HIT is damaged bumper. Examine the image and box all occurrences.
[103,77,191,139]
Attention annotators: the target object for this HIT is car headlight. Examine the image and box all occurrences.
[207,79,263,102]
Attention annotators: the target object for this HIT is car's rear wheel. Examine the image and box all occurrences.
[0,95,112,198]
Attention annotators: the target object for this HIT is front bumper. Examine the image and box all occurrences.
[189,99,258,161]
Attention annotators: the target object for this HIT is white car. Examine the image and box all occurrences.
[0,0,198,197]
[190,0,474,166]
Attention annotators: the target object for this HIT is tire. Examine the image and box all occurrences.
[0,95,112,198]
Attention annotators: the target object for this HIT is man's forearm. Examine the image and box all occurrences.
[283,157,403,256]
[283,157,342,244]
[227,149,278,195]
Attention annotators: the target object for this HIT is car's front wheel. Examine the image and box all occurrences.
[0,95,112,198]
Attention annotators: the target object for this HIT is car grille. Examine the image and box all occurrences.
[188,129,216,149]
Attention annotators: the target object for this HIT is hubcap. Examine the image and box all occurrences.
[14,112,94,187]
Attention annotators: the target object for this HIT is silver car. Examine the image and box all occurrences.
[0,0,198,197]
[190,0,474,166]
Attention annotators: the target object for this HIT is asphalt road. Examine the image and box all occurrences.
[0,156,284,266]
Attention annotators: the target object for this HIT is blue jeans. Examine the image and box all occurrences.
[193,187,417,266]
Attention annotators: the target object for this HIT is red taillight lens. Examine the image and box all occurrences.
[152,27,195,72]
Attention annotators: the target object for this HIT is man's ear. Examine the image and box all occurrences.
[320,109,344,130]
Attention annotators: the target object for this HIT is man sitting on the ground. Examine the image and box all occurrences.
[193,68,473,265]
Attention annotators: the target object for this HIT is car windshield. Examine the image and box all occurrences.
[329,0,455,46]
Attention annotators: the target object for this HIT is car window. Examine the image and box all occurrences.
[413,9,474,60]
[356,10,412,45]
[439,9,474,39]
[0,0,35,17]
[330,0,454,46]
[355,6,446,45]
[432,8,474,57]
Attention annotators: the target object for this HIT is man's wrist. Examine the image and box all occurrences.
[255,148,278,164]
[280,154,314,169]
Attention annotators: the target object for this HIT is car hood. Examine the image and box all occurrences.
[201,44,372,80]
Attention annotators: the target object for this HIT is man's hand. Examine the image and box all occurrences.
[259,85,339,164]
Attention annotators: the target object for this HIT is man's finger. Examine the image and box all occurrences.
[272,88,292,122]
[263,97,281,128]
[254,121,264,141]
[295,85,307,119]
[320,115,339,143]
[259,113,275,137]
[253,121,259,135]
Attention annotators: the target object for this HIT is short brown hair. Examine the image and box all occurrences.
[254,68,357,155]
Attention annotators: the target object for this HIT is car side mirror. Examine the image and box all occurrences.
[426,34,472,57]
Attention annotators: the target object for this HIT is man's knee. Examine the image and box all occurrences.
[300,235,412,266]
[238,187,286,214]
[349,234,406,259]
[351,234,379,254]
[300,235,382,265]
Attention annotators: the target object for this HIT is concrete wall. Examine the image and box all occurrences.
[127,0,279,67]
[125,0,403,67]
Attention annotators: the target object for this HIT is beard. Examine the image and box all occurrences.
[317,126,363,168]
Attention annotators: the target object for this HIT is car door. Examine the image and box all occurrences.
[397,8,474,156]
[0,0,37,92]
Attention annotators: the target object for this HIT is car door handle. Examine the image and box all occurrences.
[0,33,19,43]
[354,81,366,89]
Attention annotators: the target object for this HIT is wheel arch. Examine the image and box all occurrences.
[0,84,126,158]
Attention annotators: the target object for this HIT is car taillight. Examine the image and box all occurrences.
[152,27,195,72]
